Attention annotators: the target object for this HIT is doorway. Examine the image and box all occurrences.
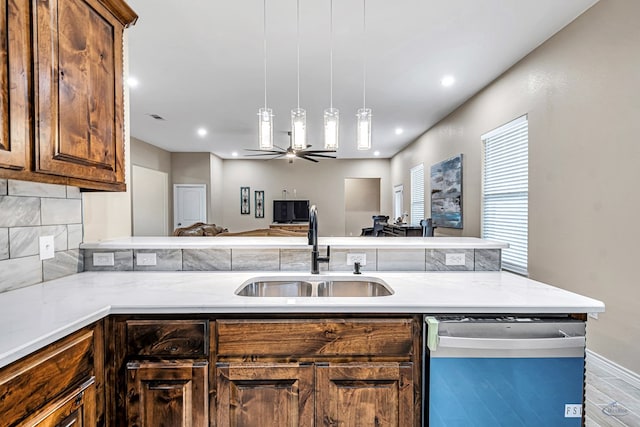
[344,178,381,236]
[173,184,207,230]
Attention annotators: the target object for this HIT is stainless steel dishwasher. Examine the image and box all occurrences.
[425,316,586,426]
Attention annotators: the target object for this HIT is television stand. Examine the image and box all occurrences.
[269,223,309,232]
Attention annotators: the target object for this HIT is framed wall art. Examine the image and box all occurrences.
[240,186,250,214]
[255,190,264,218]
[430,154,463,229]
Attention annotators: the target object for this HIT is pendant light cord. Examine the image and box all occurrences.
[263,0,267,109]
[329,0,333,110]
[362,0,367,109]
[296,0,300,109]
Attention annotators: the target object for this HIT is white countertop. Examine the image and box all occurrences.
[0,270,603,368]
[81,236,509,249]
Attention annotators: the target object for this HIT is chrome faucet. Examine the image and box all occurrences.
[308,205,330,274]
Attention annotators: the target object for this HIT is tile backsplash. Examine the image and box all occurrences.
[0,179,84,293]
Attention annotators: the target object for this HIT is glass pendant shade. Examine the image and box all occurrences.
[291,107,307,150]
[356,108,372,150]
[323,108,339,150]
[258,108,273,150]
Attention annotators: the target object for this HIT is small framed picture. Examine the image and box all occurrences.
[255,190,264,218]
[241,186,250,214]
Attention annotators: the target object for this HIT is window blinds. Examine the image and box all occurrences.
[482,116,528,275]
[410,164,424,226]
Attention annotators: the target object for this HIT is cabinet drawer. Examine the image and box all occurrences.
[217,319,414,360]
[126,320,208,357]
[0,326,95,425]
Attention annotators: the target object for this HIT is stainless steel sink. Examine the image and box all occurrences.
[317,279,393,297]
[235,276,393,297]
[235,280,313,297]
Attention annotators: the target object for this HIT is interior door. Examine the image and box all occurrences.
[173,184,207,230]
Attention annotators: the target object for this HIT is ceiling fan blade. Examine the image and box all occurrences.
[244,149,283,154]
[299,149,337,154]
[299,155,319,163]
[304,153,336,159]
[244,153,283,157]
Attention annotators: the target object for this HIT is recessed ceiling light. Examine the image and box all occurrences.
[231,151,238,157]
[127,77,139,88]
[441,75,455,87]
[373,150,381,156]
[395,128,403,135]
[197,128,207,137]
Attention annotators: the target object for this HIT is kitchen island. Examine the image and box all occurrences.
[0,270,604,426]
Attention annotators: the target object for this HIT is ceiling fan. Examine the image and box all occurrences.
[245,132,337,163]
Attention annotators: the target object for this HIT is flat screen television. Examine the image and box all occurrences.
[273,200,310,223]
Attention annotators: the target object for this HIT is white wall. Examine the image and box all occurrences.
[221,159,391,236]
[391,0,640,373]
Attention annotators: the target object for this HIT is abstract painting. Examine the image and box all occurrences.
[255,190,264,218]
[240,186,250,214]
[431,154,463,228]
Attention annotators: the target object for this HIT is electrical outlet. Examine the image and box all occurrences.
[93,252,115,266]
[346,253,366,266]
[39,235,55,260]
[445,253,465,266]
[588,312,598,320]
[136,252,157,266]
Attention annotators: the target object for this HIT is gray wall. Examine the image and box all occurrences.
[220,159,391,236]
[391,0,639,373]
[0,180,84,292]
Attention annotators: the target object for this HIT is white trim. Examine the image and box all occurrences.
[481,114,528,140]
[586,349,640,390]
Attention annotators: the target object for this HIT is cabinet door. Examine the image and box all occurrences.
[33,0,126,186]
[126,360,208,427]
[18,378,96,427]
[316,363,414,427]
[216,363,314,427]
[0,0,31,170]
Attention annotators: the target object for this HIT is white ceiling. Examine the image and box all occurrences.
[126,0,598,160]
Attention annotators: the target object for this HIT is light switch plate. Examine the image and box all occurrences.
[93,252,115,266]
[346,253,366,266]
[39,235,55,260]
[445,253,465,266]
[136,252,157,266]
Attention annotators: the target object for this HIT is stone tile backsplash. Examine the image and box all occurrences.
[83,247,502,272]
[0,180,84,293]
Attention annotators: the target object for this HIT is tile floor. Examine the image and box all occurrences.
[585,353,640,426]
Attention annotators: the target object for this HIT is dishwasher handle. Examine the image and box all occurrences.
[432,335,586,352]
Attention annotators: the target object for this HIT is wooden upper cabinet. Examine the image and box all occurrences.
[0,0,31,170]
[33,0,135,189]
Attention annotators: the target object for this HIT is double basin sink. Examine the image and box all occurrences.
[236,276,393,298]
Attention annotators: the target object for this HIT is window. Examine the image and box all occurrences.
[393,185,404,221]
[410,164,424,226]
[482,115,528,275]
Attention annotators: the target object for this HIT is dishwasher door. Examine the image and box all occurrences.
[426,316,586,427]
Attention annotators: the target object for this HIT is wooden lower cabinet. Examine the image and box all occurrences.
[216,363,314,427]
[19,379,96,427]
[126,360,209,427]
[317,363,414,427]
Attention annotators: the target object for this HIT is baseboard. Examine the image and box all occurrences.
[586,349,640,389]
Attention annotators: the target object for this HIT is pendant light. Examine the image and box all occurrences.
[356,0,371,150]
[258,0,273,150]
[323,0,339,150]
[291,0,307,150]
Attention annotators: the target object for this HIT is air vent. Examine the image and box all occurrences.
[147,113,166,121]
